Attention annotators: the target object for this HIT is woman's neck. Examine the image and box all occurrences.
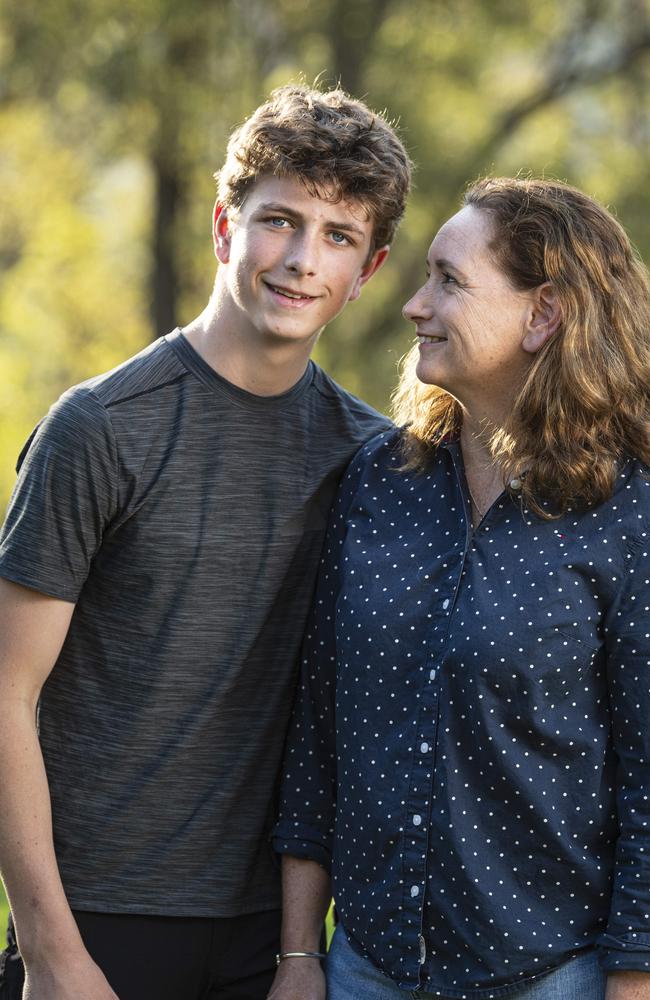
[459,409,508,527]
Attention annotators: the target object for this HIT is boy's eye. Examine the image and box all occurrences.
[268,216,290,227]
[331,231,350,245]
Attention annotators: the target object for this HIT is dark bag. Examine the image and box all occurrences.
[0,915,25,1000]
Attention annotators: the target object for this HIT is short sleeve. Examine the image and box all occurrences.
[0,387,119,602]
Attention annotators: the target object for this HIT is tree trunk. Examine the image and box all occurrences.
[327,0,392,95]
[150,151,180,340]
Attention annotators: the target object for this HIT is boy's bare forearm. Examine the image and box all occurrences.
[0,580,84,967]
[0,698,85,965]
[0,705,118,997]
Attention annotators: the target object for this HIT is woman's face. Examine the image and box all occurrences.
[402,206,540,409]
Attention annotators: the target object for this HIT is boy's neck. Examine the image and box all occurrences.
[181,297,321,398]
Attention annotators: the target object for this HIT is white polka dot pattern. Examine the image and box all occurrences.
[273,428,650,997]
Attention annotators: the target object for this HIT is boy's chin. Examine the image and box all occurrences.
[259,323,323,347]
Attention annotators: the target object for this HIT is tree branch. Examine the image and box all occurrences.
[479,26,650,161]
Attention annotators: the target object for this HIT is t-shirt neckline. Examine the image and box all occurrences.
[164,328,315,411]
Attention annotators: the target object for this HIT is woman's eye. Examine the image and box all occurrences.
[441,271,458,285]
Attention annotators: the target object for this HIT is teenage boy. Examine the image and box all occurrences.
[0,85,411,1000]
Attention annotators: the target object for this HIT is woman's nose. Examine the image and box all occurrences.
[402,286,430,322]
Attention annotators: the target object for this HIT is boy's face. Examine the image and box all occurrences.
[213,174,388,348]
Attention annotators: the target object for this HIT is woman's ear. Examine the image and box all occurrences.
[522,282,562,354]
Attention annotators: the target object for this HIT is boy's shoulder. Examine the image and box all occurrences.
[74,333,186,411]
[310,364,393,438]
[15,335,186,473]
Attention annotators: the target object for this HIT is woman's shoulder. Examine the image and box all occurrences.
[346,424,404,474]
[335,426,406,506]
[594,458,650,544]
[620,457,650,513]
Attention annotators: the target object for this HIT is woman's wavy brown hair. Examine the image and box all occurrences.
[393,176,650,518]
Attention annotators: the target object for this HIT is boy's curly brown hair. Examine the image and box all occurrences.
[216,85,412,254]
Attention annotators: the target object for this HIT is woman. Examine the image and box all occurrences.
[270,178,650,1000]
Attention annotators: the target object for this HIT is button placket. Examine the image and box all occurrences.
[401,682,437,980]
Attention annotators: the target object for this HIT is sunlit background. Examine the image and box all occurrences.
[1,0,650,940]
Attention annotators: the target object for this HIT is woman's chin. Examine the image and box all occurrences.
[415,357,448,389]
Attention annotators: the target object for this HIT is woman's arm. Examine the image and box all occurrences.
[606,972,650,999]
[599,533,650,987]
[268,441,376,997]
[271,440,372,868]
[266,857,331,1000]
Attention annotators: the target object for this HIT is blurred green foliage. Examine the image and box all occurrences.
[2,0,650,508]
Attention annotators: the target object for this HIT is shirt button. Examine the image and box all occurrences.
[430,668,437,681]
[413,814,422,826]
[411,885,420,898]
[420,742,429,754]
[442,598,450,610]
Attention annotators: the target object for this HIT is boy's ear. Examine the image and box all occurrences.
[522,282,562,354]
[213,202,232,264]
[348,246,390,302]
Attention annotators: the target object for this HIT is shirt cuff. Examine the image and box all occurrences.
[0,560,80,603]
[598,931,650,973]
[271,820,332,872]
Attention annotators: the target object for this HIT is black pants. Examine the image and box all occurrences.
[1,908,281,1000]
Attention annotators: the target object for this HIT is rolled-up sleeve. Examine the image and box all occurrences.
[598,533,650,973]
[272,444,369,871]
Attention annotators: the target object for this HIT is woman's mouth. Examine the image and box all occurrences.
[417,335,447,344]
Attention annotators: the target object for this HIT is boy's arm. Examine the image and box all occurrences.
[0,578,117,999]
[266,856,330,1000]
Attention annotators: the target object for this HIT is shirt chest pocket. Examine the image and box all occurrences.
[459,567,603,708]
[488,627,600,707]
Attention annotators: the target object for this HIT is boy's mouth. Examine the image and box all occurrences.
[264,281,318,303]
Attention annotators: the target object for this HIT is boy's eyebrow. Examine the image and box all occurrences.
[256,202,367,238]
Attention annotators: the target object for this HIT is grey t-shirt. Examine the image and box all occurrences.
[0,330,391,916]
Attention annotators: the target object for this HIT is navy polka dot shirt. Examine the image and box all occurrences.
[273,428,650,997]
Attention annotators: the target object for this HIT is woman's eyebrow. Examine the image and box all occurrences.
[434,257,466,278]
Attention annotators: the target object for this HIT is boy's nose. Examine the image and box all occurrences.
[284,233,318,276]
